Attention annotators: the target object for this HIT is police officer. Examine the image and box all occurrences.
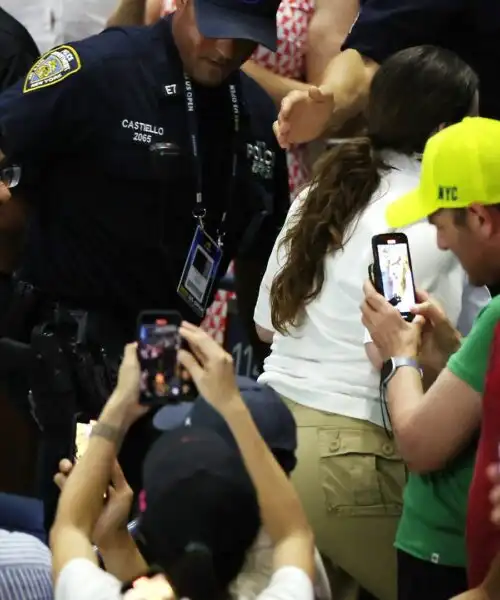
[0,0,288,527]
[274,0,499,147]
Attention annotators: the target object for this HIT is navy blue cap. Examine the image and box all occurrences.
[193,0,280,52]
[139,427,260,588]
[153,376,297,473]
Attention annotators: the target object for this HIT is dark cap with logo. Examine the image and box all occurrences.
[193,0,281,51]
[138,427,260,588]
[153,376,297,474]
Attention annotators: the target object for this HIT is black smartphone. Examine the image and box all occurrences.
[137,310,183,403]
[371,233,417,321]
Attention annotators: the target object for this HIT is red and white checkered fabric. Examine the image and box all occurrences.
[162,0,314,339]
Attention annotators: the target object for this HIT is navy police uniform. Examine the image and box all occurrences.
[0,7,39,92]
[343,0,500,120]
[0,17,288,523]
[0,18,287,323]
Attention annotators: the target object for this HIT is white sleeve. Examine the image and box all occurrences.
[256,567,314,600]
[55,559,122,600]
[456,279,490,336]
[254,193,306,332]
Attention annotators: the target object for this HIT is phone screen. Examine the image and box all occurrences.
[375,239,416,314]
[138,315,181,401]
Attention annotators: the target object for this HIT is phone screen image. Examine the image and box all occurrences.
[376,241,416,314]
[139,318,181,400]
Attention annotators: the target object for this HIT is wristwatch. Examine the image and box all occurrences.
[381,357,422,387]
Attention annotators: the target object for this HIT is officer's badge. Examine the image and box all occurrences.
[23,45,81,94]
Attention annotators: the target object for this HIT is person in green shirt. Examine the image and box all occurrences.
[361,117,500,600]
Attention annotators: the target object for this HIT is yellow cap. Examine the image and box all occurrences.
[386,117,500,228]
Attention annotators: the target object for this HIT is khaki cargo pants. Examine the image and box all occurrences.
[283,398,406,600]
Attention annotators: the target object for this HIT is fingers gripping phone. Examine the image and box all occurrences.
[137,310,196,404]
[371,233,417,322]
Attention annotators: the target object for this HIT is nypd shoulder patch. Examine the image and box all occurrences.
[23,45,82,94]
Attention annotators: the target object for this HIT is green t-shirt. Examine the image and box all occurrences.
[395,294,500,567]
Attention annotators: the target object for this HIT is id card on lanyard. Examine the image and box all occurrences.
[177,74,240,317]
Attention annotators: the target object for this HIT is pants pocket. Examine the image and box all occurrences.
[318,426,406,517]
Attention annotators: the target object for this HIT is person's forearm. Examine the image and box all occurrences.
[52,393,131,538]
[242,61,312,106]
[107,0,146,27]
[386,367,426,465]
[320,49,378,132]
[219,397,313,547]
[99,529,148,582]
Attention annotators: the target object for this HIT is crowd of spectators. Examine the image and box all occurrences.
[0,1,500,600]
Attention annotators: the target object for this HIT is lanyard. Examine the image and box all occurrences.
[183,73,240,247]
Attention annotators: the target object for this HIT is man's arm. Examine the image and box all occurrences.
[306,0,360,86]
[0,46,88,162]
[241,62,311,107]
[387,300,500,473]
[362,282,499,473]
[107,0,147,27]
[242,0,359,106]
[322,0,467,128]
[276,0,467,147]
[387,367,481,473]
[145,0,165,24]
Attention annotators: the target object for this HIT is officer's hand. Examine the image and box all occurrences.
[177,322,240,408]
[109,343,149,425]
[274,87,335,149]
[54,458,133,547]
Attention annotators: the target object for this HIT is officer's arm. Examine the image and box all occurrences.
[107,0,147,27]
[145,0,164,24]
[0,44,39,93]
[0,45,91,190]
[306,0,360,86]
[319,0,467,132]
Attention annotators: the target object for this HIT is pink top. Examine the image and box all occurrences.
[162,0,315,194]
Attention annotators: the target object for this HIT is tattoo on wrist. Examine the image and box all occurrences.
[90,422,125,449]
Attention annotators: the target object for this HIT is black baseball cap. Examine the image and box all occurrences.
[153,376,297,474]
[193,0,281,52]
[138,427,260,589]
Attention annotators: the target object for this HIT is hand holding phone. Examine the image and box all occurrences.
[371,233,417,322]
[137,310,196,404]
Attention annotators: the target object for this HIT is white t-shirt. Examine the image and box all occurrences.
[55,558,314,600]
[233,530,331,600]
[254,151,490,428]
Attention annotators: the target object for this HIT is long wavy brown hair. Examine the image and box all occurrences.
[270,45,479,334]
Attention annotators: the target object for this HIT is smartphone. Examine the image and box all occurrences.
[371,233,417,321]
[137,310,183,403]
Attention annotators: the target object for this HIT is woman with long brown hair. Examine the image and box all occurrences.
[254,46,488,600]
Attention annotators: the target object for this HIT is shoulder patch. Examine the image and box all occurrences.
[23,46,82,94]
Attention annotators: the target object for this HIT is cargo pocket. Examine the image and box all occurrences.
[318,427,406,517]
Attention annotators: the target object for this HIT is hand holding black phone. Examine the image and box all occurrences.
[371,233,417,322]
[137,310,197,405]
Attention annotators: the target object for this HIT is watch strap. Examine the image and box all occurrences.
[381,356,421,387]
